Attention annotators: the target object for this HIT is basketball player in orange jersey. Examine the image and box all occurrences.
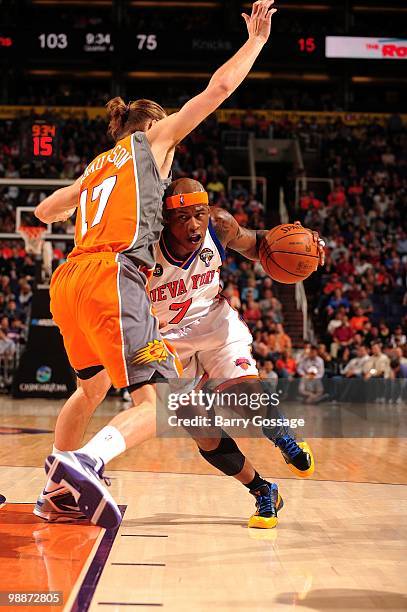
[34,1,278,529]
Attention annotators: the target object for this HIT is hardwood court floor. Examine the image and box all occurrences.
[0,397,406,611]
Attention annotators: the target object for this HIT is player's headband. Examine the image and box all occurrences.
[165,191,209,210]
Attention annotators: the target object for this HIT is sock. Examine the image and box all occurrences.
[44,445,64,493]
[244,471,268,491]
[77,426,126,467]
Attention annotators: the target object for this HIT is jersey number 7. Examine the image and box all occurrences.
[79,176,117,238]
[168,298,192,325]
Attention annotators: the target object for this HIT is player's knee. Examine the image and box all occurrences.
[80,378,110,406]
[198,431,245,476]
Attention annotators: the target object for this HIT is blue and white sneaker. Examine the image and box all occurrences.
[45,451,121,529]
[33,486,87,523]
[0,494,6,509]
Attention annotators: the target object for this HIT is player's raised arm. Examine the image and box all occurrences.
[35,178,80,224]
[147,0,277,160]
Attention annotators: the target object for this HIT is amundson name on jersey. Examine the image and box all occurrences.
[150,270,217,303]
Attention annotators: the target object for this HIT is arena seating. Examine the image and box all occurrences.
[0,111,406,395]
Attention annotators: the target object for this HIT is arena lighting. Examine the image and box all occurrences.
[130,1,219,6]
[28,70,112,78]
[33,0,112,5]
[352,5,407,12]
[352,76,407,84]
[125,71,331,81]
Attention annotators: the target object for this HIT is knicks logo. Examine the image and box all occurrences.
[153,263,163,277]
[200,248,214,267]
[235,358,251,371]
[132,340,168,366]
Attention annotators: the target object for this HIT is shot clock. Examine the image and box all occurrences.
[21,120,60,162]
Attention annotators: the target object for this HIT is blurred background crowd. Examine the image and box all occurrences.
[1,109,406,398]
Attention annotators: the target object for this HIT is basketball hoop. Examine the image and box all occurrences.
[18,226,47,256]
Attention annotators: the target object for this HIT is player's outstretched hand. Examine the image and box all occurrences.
[293,220,326,267]
[242,0,277,43]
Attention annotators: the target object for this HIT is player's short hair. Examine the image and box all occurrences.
[106,96,167,141]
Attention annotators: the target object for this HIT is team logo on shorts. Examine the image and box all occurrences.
[153,263,163,277]
[234,358,251,370]
[132,339,169,366]
[199,248,214,267]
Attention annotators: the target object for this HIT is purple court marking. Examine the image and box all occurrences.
[71,505,127,612]
[0,426,53,435]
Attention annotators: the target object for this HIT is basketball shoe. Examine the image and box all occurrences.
[274,435,315,478]
[45,451,121,529]
[248,482,284,529]
[262,419,315,477]
[34,486,87,523]
[0,494,6,508]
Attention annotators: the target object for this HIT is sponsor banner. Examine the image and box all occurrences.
[326,36,407,60]
[12,288,76,398]
[155,379,407,438]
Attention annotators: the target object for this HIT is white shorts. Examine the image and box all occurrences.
[162,297,258,387]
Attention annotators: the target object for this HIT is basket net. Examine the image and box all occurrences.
[18,226,47,256]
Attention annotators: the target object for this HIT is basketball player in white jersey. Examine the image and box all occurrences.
[149,178,324,527]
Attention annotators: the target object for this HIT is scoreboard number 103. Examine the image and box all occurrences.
[38,33,68,49]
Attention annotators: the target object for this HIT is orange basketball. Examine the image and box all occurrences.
[259,224,319,284]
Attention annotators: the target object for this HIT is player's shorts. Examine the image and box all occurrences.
[50,252,181,389]
[162,296,258,390]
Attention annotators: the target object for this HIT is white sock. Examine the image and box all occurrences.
[44,445,64,493]
[77,426,126,467]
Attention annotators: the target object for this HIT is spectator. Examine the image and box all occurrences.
[390,326,407,348]
[298,367,327,404]
[0,329,15,357]
[275,348,297,379]
[349,307,369,333]
[242,297,262,326]
[331,316,354,358]
[342,345,370,378]
[297,345,324,378]
[363,342,391,380]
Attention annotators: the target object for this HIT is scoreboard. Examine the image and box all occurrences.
[2,30,405,66]
[0,29,325,64]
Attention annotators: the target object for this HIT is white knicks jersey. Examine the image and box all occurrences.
[150,220,225,333]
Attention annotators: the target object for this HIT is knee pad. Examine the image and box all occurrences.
[199,431,245,476]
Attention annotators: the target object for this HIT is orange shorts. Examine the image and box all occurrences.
[50,252,180,389]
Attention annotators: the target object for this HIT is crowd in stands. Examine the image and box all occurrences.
[0,110,406,399]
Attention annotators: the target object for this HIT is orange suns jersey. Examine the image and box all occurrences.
[69,131,171,269]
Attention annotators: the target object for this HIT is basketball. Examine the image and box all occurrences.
[259,224,319,284]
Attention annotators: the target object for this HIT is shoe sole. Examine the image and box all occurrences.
[45,455,121,529]
[33,505,88,523]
